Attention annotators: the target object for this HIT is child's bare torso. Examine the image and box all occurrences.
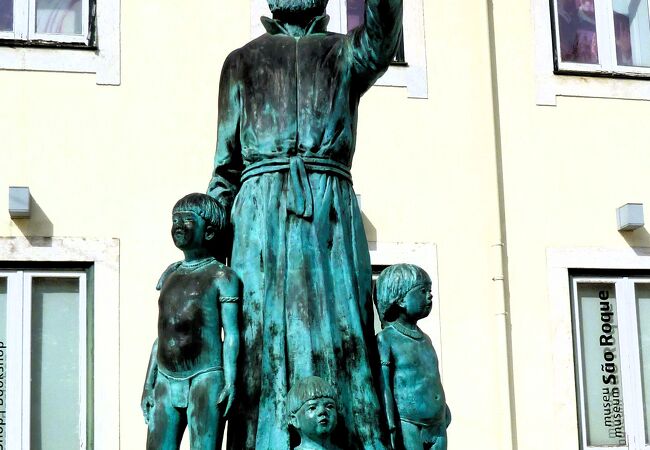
[382,326,447,424]
[157,261,230,377]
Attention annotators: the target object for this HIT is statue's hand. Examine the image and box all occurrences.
[217,384,235,417]
[141,389,155,425]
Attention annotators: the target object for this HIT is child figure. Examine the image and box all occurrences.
[141,193,240,450]
[288,376,341,450]
[375,264,451,450]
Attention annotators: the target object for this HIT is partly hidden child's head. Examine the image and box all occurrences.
[171,193,226,251]
[375,264,433,323]
[288,376,338,441]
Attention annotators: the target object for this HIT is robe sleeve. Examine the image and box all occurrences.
[207,50,243,215]
[347,0,403,94]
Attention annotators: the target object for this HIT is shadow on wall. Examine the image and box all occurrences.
[12,195,54,245]
[621,227,650,253]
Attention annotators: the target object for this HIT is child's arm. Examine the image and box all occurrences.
[218,272,240,416]
[377,332,397,449]
[141,339,158,424]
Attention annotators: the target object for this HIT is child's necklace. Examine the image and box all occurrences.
[390,322,424,340]
[180,256,215,271]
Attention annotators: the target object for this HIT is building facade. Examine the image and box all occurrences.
[1,0,650,449]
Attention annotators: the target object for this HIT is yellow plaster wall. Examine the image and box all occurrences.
[0,0,510,448]
[490,0,650,449]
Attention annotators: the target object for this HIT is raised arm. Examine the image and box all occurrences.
[207,50,244,216]
[348,0,403,93]
[377,332,398,449]
[217,271,241,416]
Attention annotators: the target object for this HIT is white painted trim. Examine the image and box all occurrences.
[250,0,428,98]
[368,242,442,361]
[534,0,650,105]
[547,247,650,450]
[0,237,120,450]
[21,273,31,450]
[0,0,121,85]
[2,271,23,450]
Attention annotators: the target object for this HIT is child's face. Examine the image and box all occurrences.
[292,397,337,440]
[401,282,433,320]
[171,211,207,250]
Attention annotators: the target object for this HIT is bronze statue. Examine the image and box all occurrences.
[141,193,241,450]
[288,376,341,450]
[375,264,451,450]
[206,0,403,448]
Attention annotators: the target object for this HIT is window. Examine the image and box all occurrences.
[0,0,93,46]
[552,0,650,76]
[345,0,406,64]
[0,0,119,84]
[1,271,88,450]
[572,276,650,449]
[0,237,119,450]
[250,0,428,98]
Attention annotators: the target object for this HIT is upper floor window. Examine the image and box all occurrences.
[345,0,406,63]
[0,0,93,46]
[552,0,650,76]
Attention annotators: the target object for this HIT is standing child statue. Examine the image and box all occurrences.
[141,193,241,450]
[288,376,341,450]
[375,264,451,450]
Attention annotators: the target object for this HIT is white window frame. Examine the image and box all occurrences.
[534,0,650,104]
[1,271,88,450]
[0,0,121,85]
[552,0,650,76]
[0,237,120,450]
[547,247,650,450]
[250,0,429,98]
[571,276,650,450]
[0,0,91,44]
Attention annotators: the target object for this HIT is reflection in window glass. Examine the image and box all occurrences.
[346,0,406,62]
[35,0,82,35]
[347,0,365,32]
[612,0,650,67]
[556,0,599,64]
[0,0,12,32]
[636,283,650,443]
[576,283,627,446]
[30,277,80,450]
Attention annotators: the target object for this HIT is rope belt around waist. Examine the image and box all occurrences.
[240,156,353,219]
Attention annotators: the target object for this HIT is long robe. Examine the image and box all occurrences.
[207,2,402,448]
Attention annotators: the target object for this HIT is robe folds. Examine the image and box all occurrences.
[207,2,402,448]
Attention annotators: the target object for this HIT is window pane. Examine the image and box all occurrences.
[556,0,599,64]
[347,0,365,32]
[0,278,6,441]
[0,0,12,32]
[576,283,627,447]
[636,283,650,443]
[30,277,80,450]
[612,0,650,67]
[35,0,82,35]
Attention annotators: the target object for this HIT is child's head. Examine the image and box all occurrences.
[375,264,433,322]
[288,376,338,441]
[171,193,227,251]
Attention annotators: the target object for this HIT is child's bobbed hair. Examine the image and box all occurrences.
[375,264,431,322]
[287,376,337,415]
[172,193,227,232]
